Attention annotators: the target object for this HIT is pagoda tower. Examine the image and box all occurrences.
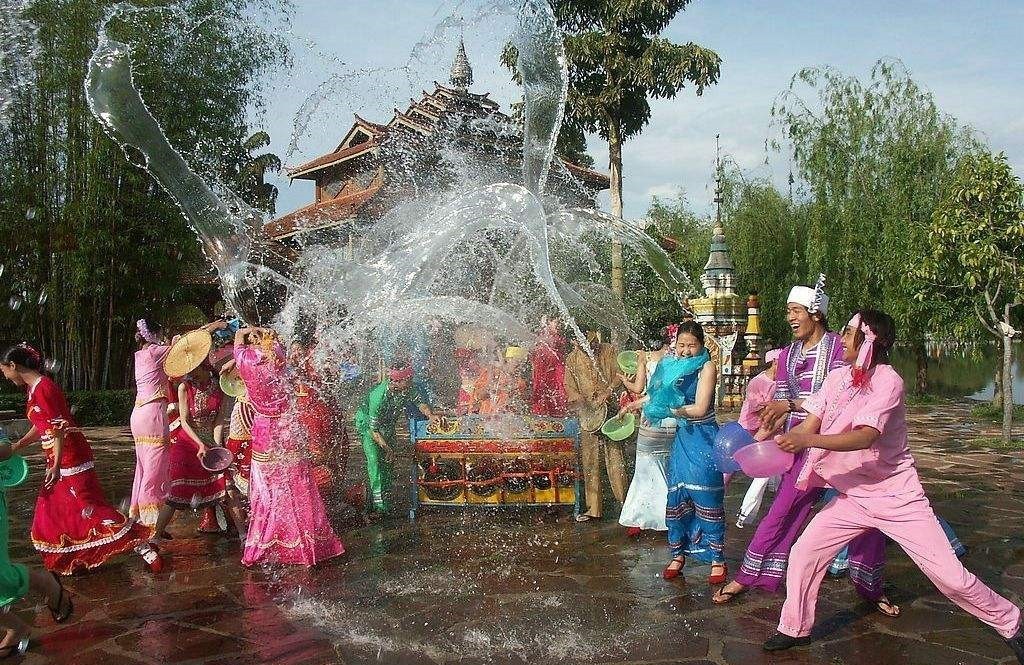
[687,137,757,407]
[688,138,746,340]
[450,39,474,90]
[742,293,763,374]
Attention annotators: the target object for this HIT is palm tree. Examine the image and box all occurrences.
[235,130,282,215]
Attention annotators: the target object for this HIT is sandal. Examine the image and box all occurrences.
[0,636,29,659]
[663,556,685,580]
[875,597,901,617]
[46,573,73,624]
[708,562,728,585]
[712,582,748,604]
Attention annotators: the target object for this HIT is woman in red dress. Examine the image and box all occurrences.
[290,337,342,494]
[1,344,163,575]
[152,362,236,539]
[530,315,567,416]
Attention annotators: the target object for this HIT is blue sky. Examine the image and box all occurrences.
[260,0,1024,220]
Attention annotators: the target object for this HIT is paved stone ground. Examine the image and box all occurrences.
[3,402,1023,664]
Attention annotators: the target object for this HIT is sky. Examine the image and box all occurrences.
[259,0,1024,221]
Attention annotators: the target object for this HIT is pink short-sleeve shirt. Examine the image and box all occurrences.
[738,371,775,433]
[797,365,920,497]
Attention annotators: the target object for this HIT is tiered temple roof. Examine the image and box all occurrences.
[267,43,609,243]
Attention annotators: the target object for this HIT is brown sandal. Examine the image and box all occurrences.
[713,583,748,604]
[875,597,901,617]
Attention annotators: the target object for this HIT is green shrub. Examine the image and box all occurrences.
[969,435,1024,451]
[906,393,948,406]
[0,392,25,413]
[68,390,134,426]
[0,389,133,426]
[970,402,1024,423]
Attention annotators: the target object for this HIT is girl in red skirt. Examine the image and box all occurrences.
[1,344,163,575]
[152,362,241,540]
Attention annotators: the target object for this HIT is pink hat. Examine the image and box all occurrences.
[388,365,414,381]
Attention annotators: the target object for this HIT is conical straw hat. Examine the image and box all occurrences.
[164,329,213,378]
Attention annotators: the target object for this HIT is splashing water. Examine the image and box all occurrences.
[0,1,37,122]
[84,0,695,357]
[80,2,703,661]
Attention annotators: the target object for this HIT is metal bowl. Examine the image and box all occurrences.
[200,447,234,473]
[503,458,531,494]
[467,458,501,497]
[421,459,464,501]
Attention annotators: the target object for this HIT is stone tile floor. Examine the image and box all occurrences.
[3,402,1023,664]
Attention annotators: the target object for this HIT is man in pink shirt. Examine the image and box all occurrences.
[763,309,1023,661]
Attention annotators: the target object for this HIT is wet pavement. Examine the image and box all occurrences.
[4,401,1023,664]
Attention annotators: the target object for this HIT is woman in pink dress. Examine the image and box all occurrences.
[234,327,343,567]
[129,318,171,526]
[1,344,163,574]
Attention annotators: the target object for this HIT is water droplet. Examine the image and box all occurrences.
[24,208,36,220]
[8,295,22,311]
[37,290,48,306]
[123,145,148,169]
[81,505,94,519]
[190,494,201,509]
[44,358,62,374]
[0,265,5,278]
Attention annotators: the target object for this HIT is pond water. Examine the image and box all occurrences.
[891,341,1024,404]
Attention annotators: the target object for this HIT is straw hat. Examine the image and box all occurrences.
[505,346,527,360]
[164,329,213,378]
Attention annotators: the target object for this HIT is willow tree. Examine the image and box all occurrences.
[717,171,810,346]
[771,60,980,393]
[919,152,1023,441]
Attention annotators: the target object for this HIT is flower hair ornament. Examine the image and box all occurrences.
[19,342,41,365]
[136,319,160,345]
[257,329,278,353]
[847,312,876,387]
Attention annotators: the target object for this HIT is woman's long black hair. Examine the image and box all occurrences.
[2,343,44,371]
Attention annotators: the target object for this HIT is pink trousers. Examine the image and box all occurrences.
[779,489,1021,639]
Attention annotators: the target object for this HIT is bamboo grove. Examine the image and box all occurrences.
[0,0,288,390]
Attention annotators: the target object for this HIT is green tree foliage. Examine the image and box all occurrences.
[622,190,708,338]
[0,0,287,389]
[634,174,809,348]
[717,171,810,346]
[505,1,721,303]
[770,60,981,392]
[224,130,283,215]
[918,152,1024,440]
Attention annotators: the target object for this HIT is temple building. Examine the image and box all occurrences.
[265,41,609,247]
[686,141,762,407]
